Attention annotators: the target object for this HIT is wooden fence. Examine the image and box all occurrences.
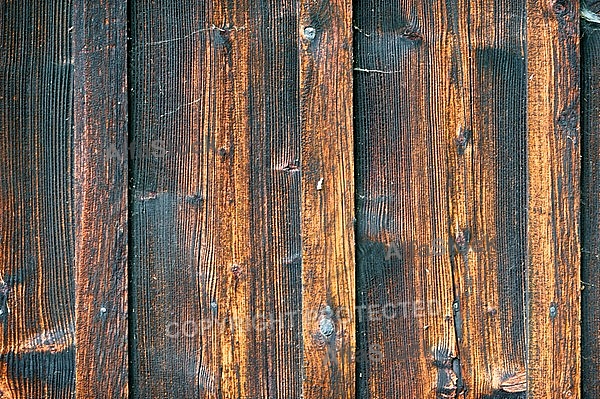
[0,0,598,397]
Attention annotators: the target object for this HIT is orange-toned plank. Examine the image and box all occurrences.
[129,1,304,397]
[444,1,529,396]
[526,0,580,397]
[354,1,464,395]
[354,0,529,397]
[298,0,355,397]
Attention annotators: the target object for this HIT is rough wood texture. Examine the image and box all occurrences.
[127,0,344,397]
[582,3,600,397]
[354,2,462,396]
[72,0,129,397]
[355,0,579,397]
[444,1,529,396]
[299,0,355,397]
[0,0,587,397]
[129,0,354,396]
[526,0,580,397]
[0,1,75,397]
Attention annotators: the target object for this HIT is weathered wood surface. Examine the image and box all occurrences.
[0,0,590,398]
[299,0,355,397]
[354,1,462,396]
[354,0,579,397]
[526,0,580,397]
[0,1,76,397]
[581,2,600,398]
[72,0,129,397]
[128,0,354,397]
[1,0,129,397]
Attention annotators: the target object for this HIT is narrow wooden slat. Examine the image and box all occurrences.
[242,3,304,396]
[0,1,75,397]
[129,1,304,397]
[354,0,529,397]
[354,2,459,395]
[72,0,129,396]
[581,3,600,397]
[526,0,580,397]
[298,0,355,397]
[444,1,528,396]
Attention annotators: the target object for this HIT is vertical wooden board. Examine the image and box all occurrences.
[354,0,528,397]
[129,1,303,397]
[354,1,457,397]
[243,2,304,397]
[581,4,600,397]
[526,0,580,397]
[298,0,355,397]
[0,1,75,398]
[444,1,529,397]
[72,0,129,397]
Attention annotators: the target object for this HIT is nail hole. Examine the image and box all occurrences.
[303,26,317,40]
[549,303,558,319]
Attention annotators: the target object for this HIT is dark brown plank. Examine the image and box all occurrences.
[0,1,75,397]
[582,3,600,397]
[526,0,580,397]
[354,2,464,396]
[445,1,529,396]
[129,1,305,397]
[72,0,129,397]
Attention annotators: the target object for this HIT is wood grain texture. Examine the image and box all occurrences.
[298,0,355,397]
[581,3,600,397]
[443,1,529,397]
[128,1,312,397]
[354,0,578,397]
[0,1,587,397]
[526,0,580,397]
[354,1,528,397]
[72,0,129,397]
[354,2,462,396]
[0,1,75,397]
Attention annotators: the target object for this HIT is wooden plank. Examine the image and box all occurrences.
[129,1,306,397]
[298,0,355,397]
[443,1,529,397]
[354,0,530,397]
[0,1,76,398]
[581,4,600,397]
[354,2,461,396]
[526,0,580,397]
[72,0,129,397]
